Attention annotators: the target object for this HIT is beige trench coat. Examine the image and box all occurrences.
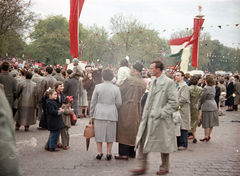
[177,81,191,130]
[116,75,146,146]
[135,74,178,153]
[14,79,36,126]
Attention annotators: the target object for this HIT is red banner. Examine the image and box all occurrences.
[34,62,43,67]
[69,0,84,58]
[192,18,205,68]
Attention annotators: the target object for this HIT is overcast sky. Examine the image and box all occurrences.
[31,0,240,48]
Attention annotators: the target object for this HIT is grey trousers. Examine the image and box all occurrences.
[59,127,70,147]
[137,127,170,171]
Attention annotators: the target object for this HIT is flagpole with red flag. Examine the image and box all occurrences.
[192,5,205,68]
[69,0,85,59]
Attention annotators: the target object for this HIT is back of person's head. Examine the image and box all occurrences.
[61,70,66,77]
[119,58,129,67]
[46,67,53,74]
[185,73,190,79]
[1,62,9,71]
[55,68,61,74]
[67,69,73,75]
[102,69,114,81]
[14,66,18,69]
[34,68,39,73]
[151,59,164,71]
[20,69,25,76]
[25,71,33,79]
[234,75,239,80]
[63,96,73,105]
[225,76,229,80]
[189,75,199,85]
[219,78,225,84]
[206,75,215,86]
[44,88,56,100]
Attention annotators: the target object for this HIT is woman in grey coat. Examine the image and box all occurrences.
[199,75,219,142]
[90,69,122,160]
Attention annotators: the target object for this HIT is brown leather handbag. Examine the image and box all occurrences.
[83,120,95,138]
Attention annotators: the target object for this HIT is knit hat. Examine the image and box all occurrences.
[133,61,144,72]
[72,58,79,64]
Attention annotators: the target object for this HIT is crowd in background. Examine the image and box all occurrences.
[0,56,240,175]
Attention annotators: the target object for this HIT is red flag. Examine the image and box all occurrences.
[69,0,85,58]
[192,18,204,68]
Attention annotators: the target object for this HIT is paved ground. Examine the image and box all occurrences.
[15,108,240,176]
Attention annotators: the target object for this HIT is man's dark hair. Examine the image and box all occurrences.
[151,59,164,71]
[85,65,92,69]
[67,69,73,75]
[25,71,33,79]
[177,71,185,77]
[225,76,229,80]
[46,67,53,74]
[55,68,61,73]
[234,75,239,80]
[14,66,18,69]
[1,62,9,71]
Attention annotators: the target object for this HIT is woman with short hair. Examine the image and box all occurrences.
[189,75,203,143]
[90,69,122,160]
[199,75,219,142]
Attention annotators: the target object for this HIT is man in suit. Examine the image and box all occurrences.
[175,71,191,150]
[54,68,65,82]
[131,59,178,175]
[63,69,80,124]
[0,62,17,112]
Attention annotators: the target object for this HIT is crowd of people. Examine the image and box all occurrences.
[0,56,240,175]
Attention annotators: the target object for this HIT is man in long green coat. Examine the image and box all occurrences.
[131,59,178,175]
[0,86,22,176]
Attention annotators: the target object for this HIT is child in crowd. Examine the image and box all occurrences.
[59,96,74,150]
[69,58,83,80]
[219,92,226,116]
[44,89,65,152]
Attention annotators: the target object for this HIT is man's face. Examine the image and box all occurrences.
[85,67,91,74]
[149,63,158,77]
[175,72,183,83]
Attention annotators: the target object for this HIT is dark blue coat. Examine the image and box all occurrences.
[39,95,48,129]
[46,99,64,131]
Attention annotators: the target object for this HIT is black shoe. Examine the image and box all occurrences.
[96,153,103,160]
[106,154,112,160]
[193,139,197,143]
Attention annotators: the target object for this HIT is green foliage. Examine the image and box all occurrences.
[26,15,71,64]
[109,14,168,67]
[0,0,37,57]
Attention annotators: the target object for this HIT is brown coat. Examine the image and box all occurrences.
[61,104,73,128]
[82,70,102,101]
[116,75,146,146]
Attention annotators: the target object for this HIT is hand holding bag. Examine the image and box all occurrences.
[83,119,94,138]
